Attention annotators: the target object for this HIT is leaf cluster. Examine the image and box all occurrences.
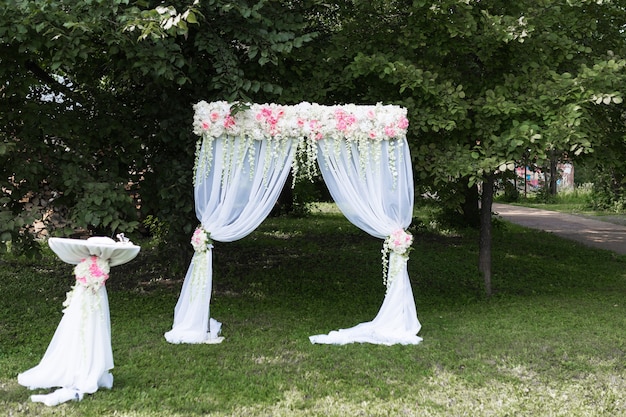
[0,0,317,257]
[279,0,626,202]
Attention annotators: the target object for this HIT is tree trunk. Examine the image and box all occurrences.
[548,150,558,195]
[462,179,480,228]
[479,175,495,297]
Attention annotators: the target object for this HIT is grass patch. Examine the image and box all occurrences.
[1,205,626,416]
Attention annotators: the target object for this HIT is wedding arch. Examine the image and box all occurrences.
[164,101,422,346]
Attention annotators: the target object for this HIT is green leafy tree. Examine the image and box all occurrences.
[0,0,315,261]
[281,0,626,295]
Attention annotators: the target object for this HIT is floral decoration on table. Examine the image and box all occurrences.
[192,101,410,185]
[191,226,212,253]
[381,228,413,290]
[63,255,111,310]
[74,256,111,292]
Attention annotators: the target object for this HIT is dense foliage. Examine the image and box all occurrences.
[0,0,315,259]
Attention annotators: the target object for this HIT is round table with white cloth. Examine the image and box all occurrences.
[18,236,140,406]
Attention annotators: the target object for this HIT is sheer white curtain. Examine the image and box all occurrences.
[165,135,296,344]
[309,138,422,345]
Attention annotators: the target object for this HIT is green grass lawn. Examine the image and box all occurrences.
[1,205,625,416]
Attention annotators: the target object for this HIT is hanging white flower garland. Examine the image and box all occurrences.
[192,101,410,186]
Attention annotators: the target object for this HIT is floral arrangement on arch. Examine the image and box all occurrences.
[381,229,413,291]
[193,101,408,143]
[192,101,410,184]
[191,226,212,253]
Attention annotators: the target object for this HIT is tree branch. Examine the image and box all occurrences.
[24,60,86,105]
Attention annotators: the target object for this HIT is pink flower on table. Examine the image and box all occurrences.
[202,121,210,130]
[89,260,107,278]
[210,112,220,122]
[73,256,110,291]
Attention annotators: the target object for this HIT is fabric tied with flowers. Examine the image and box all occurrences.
[189,226,213,300]
[382,229,413,291]
[191,226,213,253]
[165,226,222,343]
[183,100,420,346]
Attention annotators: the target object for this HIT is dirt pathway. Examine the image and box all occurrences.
[493,203,626,255]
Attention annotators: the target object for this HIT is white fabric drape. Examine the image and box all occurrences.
[18,286,113,403]
[18,237,140,406]
[165,136,296,344]
[309,138,422,345]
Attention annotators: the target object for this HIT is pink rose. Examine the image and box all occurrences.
[223,115,236,129]
[397,116,409,129]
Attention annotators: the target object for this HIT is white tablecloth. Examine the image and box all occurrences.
[18,237,139,406]
[48,236,140,266]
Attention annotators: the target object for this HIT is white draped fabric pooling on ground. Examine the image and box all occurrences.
[18,237,140,406]
[165,136,297,344]
[309,139,421,345]
[165,101,422,346]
